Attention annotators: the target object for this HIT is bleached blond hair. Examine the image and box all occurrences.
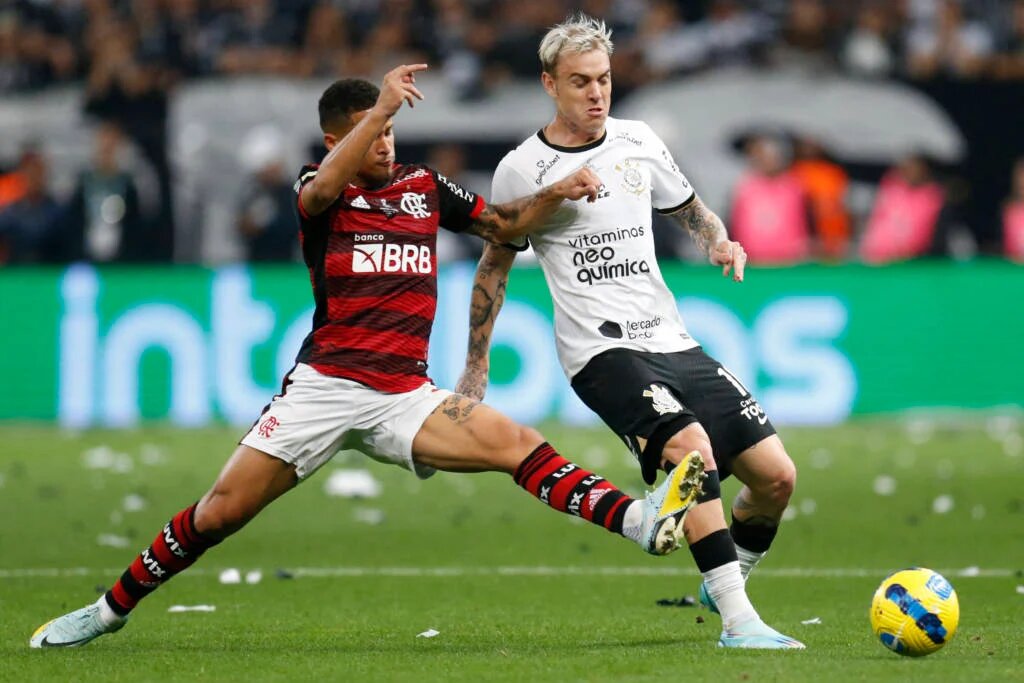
[538,14,614,75]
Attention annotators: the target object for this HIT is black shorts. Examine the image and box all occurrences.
[570,347,776,484]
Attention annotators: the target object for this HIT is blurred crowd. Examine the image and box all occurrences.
[1,0,1024,265]
[5,0,1024,95]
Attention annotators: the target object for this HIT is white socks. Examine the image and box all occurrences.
[95,596,124,626]
[736,546,767,580]
[621,500,644,543]
[703,560,759,629]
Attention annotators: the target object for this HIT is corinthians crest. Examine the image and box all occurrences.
[614,158,645,196]
[642,383,682,415]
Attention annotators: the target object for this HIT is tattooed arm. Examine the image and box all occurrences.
[465,167,601,244]
[667,195,748,282]
[454,242,517,400]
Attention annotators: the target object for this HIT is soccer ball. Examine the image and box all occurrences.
[870,567,959,657]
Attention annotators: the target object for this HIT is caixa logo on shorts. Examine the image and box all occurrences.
[352,234,433,274]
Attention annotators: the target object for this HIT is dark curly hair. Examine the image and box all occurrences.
[318,79,380,132]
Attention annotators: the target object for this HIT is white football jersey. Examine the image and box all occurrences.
[492,117,701,379]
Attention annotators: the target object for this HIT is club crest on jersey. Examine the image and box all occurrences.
[400,192,431,219]
[615,159,645,196]
[642,384,683,415]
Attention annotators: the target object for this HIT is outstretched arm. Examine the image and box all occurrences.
[464,167,601,244]
[454,242,517,400]
[667,195,748,282]
[300,63,427,217]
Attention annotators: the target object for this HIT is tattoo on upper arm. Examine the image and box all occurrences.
[671,198,727,255]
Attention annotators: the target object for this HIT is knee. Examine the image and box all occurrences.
[195,489,258,539]
[489,420,544,472]
[662,428,716,472]
[758,458,797,508]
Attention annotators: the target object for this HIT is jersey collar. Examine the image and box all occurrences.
[536,128,608,154]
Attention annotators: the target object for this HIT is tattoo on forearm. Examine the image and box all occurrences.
[673,200,727,255]
[468,189,555,241]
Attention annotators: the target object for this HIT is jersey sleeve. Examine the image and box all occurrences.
[432,169,484,233]
[488,159,534,251]
[293,163,326,228]
[643,124,697,214]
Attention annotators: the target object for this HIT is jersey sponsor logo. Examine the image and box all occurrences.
[351,195,371,209]
[740,397,768,424]
[567,225,645,249]
[572,245,651,285]
[615,159,646,196]
[614,131,643,146]
[435,172,475,202]
[626,315,662,340]
[535,154,561,185]
[642,384,683,416]
[400,192,432,219]
[257,415,279,438]
[353,242,433,274]
[398,167,431,181]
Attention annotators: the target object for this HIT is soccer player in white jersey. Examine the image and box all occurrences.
[456,15,805,649]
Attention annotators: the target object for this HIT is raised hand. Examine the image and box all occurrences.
[374,64,428,117]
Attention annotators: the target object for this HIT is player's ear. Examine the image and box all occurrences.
[323,133,338,151]
[541,71,557,98]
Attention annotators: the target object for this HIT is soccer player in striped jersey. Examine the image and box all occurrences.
[29,64,707,649]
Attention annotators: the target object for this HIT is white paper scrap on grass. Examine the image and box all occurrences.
[801,617,822,625]
[416,629,440,638]
[168,605,216,613]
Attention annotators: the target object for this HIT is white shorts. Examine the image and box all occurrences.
[240,363,450,480]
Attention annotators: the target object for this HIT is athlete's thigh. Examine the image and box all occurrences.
[202,444,299,513]
[728,434,794,488]
[571,348,699,461]
[672,348,777,479]
[412,394,540,474]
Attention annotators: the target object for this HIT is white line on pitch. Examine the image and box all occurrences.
[0,566,1014,579]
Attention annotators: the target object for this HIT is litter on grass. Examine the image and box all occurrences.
[323,469,382,498]
[801,617,822,625]
[96,533,131,548]
[416,629,440,638]
[218,568,241,584]
[168,605,216,613]
[245,570,263,584]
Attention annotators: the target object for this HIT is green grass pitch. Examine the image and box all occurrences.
[1,417,1022,682]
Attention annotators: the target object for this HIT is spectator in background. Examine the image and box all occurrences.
[791,136,851,260]
[0,148,63,264]
[729,134,812,264]
[64,121,146,263]
[217,0,303,76]
[236,126,298,262]
[905,0,994,78]
[83,12,173,260]
[1003,157,1024,261]
[860,153,947,263]
[992,0,1024,79]
[840,2,897,77]
[769,0,837,72]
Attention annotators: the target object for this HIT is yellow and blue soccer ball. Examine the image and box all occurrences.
[870,567,959,656]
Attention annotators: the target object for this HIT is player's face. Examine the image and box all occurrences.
[327,110,396,187]
[543,49,612,138]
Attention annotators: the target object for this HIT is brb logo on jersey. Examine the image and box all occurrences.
[352,234,432,274]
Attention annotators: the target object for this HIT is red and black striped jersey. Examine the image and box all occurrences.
[292,162,484,393]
